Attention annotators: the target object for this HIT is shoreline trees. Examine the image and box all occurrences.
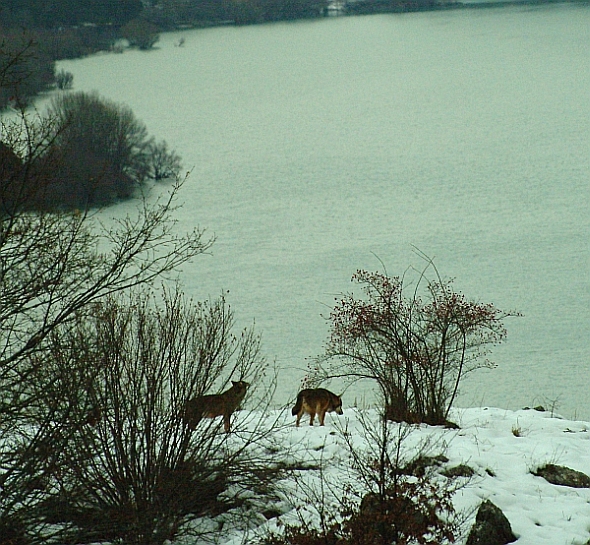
[2,89,183,210]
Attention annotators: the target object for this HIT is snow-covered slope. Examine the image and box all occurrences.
[217,406,590,545]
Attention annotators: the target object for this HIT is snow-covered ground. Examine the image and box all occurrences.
[217,406,590,545]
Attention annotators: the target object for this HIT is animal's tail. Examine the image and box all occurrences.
[291,393,303,416]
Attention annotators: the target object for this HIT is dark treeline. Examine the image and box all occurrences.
[141,0,329,27]
[0,25,122,109]
[2,0,329,31]
[346,0,438,15]
[139,0,330,27]
[0,0,142,28]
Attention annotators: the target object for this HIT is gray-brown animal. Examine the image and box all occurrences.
[292,388,343,426]
[184,380,249,433]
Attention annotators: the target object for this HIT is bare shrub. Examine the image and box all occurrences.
[339,413,463,545]
[148,139,182,181]
[22,288,274,544]
[264,522,343,545]
[264,410,465,545]
[55,69,73,90]
[318,255,517,425]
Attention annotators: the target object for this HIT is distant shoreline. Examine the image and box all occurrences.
[340,0,588,18]
[160,0,590,32]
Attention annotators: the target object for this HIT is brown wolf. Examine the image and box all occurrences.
[184,380,249,433]
[291,388,343,427]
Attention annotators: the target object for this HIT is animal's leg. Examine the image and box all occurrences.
[296,412,302,427]
[309,412,315,426]
[223,413,231,433]
[319,411,326,426]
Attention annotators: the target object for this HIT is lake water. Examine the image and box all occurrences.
[55,3,590,419]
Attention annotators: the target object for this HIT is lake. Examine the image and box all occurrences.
[55,3,590,419]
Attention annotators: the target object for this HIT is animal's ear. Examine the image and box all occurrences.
[232,380,238,386]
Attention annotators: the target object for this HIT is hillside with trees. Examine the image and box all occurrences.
[2,85,182,210]
[0,0,142,28]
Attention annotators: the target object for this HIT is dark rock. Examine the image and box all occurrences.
[533,464,590,488]
[466,500,517,545]
[442,463,475,478]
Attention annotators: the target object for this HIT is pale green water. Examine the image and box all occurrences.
[56,3,590,418]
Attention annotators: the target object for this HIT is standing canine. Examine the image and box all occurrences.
[184,380,249,433]
[292,388,343,426]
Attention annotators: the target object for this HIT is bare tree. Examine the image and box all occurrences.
[44,90,163,207]
[55,69,73,90]
[120,18,161,50]
[2,88,183,210]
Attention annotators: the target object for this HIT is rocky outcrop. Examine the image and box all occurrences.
[466,500,517,545]
[533,464,590,488]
